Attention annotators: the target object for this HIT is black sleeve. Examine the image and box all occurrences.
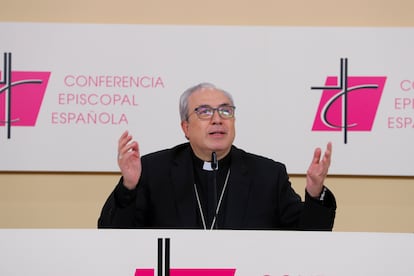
[97,177,138,228]
[299,187,337,231]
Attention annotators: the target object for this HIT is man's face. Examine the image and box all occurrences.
[181,87,236,161]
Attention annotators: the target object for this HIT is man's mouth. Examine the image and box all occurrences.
[209,130,226,135]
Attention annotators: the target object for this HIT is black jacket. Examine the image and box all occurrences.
[98,143,336,230]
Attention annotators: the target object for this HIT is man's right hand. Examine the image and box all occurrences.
[117,130,141,190]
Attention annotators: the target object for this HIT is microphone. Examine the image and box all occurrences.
[211,152,218,229]
[211,152,218,171]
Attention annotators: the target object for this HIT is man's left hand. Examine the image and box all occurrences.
[306,142,332,198]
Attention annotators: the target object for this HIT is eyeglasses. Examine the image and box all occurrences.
[190,105,236,120]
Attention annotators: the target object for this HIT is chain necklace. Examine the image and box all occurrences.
[194,168,231,230]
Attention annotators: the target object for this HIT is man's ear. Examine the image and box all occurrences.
[181,121,189,140]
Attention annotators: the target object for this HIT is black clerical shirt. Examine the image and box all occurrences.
[191,151,231,229]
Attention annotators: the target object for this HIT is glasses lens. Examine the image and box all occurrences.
[218,106,235,118]
[195,106,214,119]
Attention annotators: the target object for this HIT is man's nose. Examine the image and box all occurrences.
[210,109,222,124]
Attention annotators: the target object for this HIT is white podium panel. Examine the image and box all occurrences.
[0,229,412,276]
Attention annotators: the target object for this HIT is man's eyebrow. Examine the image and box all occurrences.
[196,104,212,108]
[197,103,231,108]
[218,103,232,107]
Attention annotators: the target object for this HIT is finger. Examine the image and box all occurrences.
[311,147,322,165]
[325,142,332,156]
[322,142,332,165]
[319,142,332,174]
[118,131,134,159]
[119,140,140,161]
[129,141,140,158]
[120,134,134,152]
[118,131,129,151]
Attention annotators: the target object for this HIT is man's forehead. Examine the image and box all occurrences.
[189,88,231,105]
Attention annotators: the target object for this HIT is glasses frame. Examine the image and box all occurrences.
[189,104,236,120]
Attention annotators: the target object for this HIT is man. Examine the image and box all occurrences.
[98,83,336,230]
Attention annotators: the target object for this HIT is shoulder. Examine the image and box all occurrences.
[232,145,287,172]
[141,143,191,162]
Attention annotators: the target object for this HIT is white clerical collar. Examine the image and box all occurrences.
[203,161,218,171]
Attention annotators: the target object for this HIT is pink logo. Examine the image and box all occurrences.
[135,238,236,276]
[0,53,50,138]
[311,58,386,143]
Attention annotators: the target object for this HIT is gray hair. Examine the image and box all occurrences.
[179,82,235,122]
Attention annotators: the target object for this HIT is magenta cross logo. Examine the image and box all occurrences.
[0,52,51,139]
[311,58,387,144]
[135,238,236,276]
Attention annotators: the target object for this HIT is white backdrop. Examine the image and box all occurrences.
[1,23,413,175]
